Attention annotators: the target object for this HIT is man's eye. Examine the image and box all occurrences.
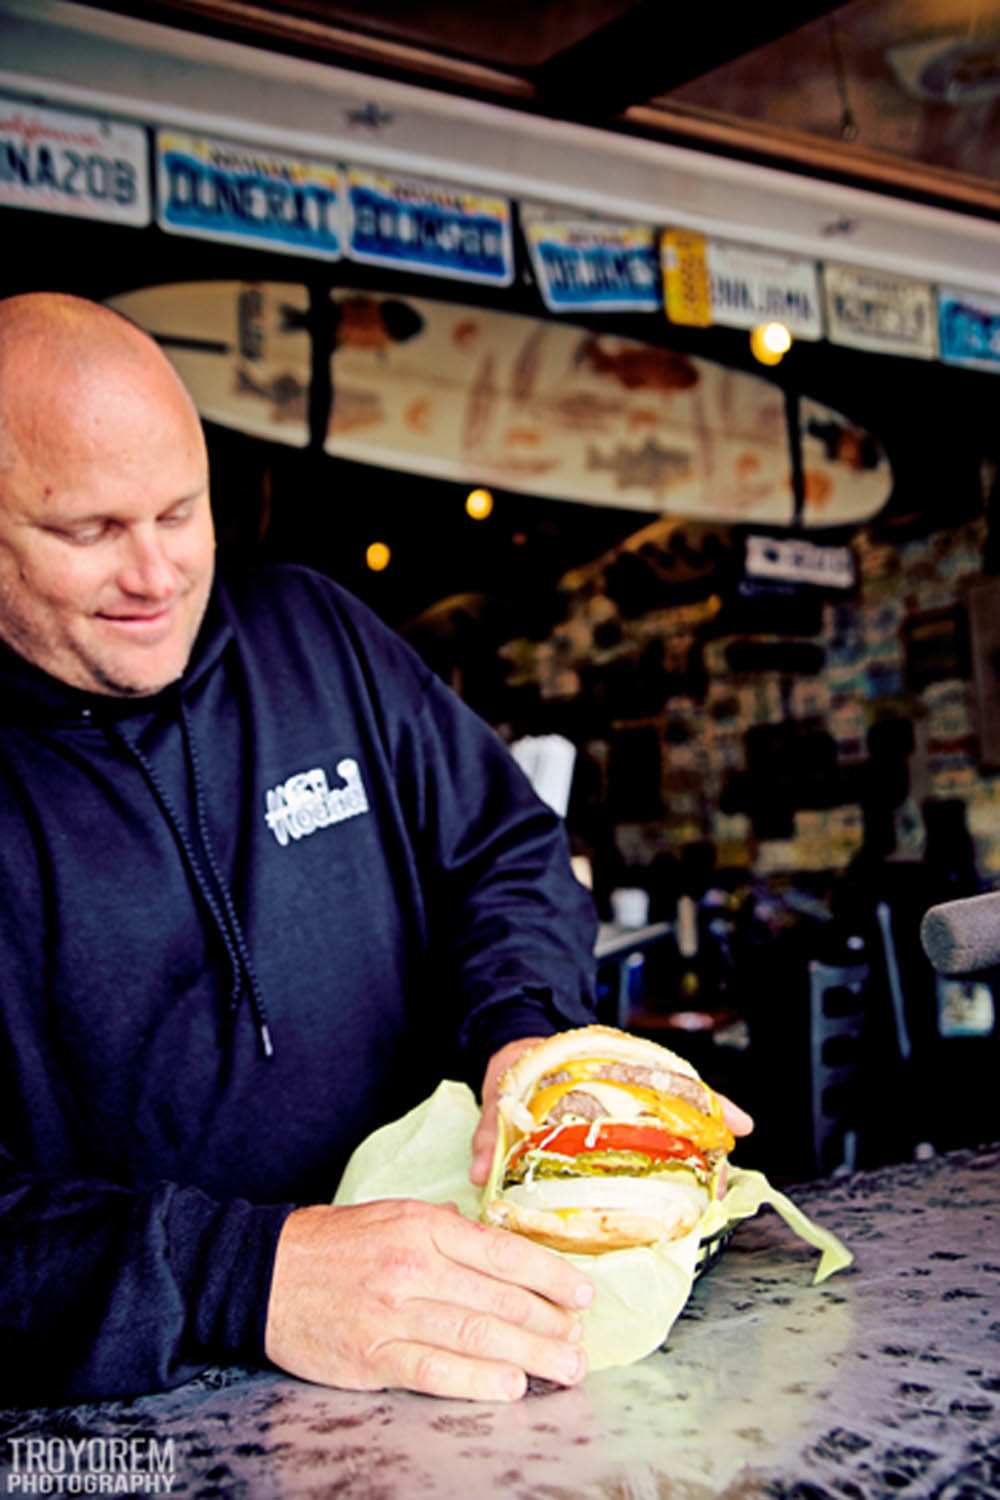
[160,503,193,526]
[58,525,107,545]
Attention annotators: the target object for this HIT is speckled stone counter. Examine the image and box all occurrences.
[2,1144,998,1499]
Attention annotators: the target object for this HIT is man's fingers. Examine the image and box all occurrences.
[377,1341,529,1402]
[431,1212,594,1312]
[386,1298,586,1390]
[408,1256,585,1344]
[469,1113,494,1164]
[468,1132,495,1186]
[718,1092,754,1136]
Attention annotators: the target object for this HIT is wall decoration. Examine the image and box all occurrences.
[705,240,822,339]
[660,229,713,327]
[156,130,343,258]
[345,166,513,285]
[0,94,149,225]
[109,280,311,446]
[888,33,1000,107]
[938,286,1000,373]
[7,81,1000,383]
[822,263,938,359]
[325,291,891,525]
[106,281,431,449]
[522,210,660,314]
[503,497,1000,879]
[902,605,969,693]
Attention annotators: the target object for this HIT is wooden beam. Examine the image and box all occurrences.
[534,0,850,120]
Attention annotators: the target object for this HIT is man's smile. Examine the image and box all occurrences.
[95,604,178,638]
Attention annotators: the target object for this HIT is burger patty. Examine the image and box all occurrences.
[548,1089,606,1123]
[538,1062,712,1115]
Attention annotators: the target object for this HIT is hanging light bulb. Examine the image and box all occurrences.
[465,487,494,520]
[750,322,793,366]
[366,541,391,572]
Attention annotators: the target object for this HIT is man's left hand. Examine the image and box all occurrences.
[469,1036,546,1186]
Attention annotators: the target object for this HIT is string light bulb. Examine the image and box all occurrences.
[365,541,391,572]
[750,322,793,366]
[465,487,494,520]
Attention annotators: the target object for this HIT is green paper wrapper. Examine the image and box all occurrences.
[333,1080,853,1371]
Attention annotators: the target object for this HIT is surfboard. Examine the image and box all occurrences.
[108,281,892,527]
[109,281,312,447]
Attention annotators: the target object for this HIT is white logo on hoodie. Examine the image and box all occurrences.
[264,759,370,847]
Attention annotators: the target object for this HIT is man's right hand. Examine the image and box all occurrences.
[264,1199,595,1402]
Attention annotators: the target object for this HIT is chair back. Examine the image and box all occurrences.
[808,958,870,1176]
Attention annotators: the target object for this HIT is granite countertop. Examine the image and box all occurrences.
[2,1143,998,1499]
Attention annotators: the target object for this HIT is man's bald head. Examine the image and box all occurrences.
[0,289,178,362]
[0,292,201,472]
[0,292,216,696]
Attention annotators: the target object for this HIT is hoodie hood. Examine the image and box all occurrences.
[0,578,274,1053]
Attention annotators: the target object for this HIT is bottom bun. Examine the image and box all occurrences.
[484,1186,707,1254]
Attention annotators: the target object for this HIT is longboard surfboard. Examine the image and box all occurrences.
[108,281,891,528]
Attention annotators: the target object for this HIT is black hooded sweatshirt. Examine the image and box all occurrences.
[0,565,597,1402]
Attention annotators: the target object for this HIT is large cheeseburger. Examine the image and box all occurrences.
[482,1025,734,1253]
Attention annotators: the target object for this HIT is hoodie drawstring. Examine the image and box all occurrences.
[105,710,276,1059]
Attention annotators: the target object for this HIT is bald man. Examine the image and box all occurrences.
[0,292,612,1404]
[0,295,751,1405]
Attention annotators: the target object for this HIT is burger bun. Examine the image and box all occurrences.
[485,1172,708,1253]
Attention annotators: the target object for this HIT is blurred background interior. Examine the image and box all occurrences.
[3,0,1000,1183]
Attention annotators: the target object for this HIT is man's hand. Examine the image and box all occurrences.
[469,1034,755,1187]
[264,1198,594,1401]
[719,1095,754,1137]
[469,1035,547,1187]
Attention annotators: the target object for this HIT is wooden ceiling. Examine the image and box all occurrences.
[645,0,1000,215]
[75,0,1000,214]
[72,1,845,109]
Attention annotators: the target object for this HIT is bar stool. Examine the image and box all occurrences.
[808,958,870,1176]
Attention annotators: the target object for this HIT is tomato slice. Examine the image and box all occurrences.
[510,1121,708,1171]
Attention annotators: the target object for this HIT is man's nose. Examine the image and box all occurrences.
[118,527,176,599]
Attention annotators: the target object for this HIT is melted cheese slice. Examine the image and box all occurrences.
[527,1058,734,1154]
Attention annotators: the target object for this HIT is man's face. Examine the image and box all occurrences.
[0,358,215,697]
